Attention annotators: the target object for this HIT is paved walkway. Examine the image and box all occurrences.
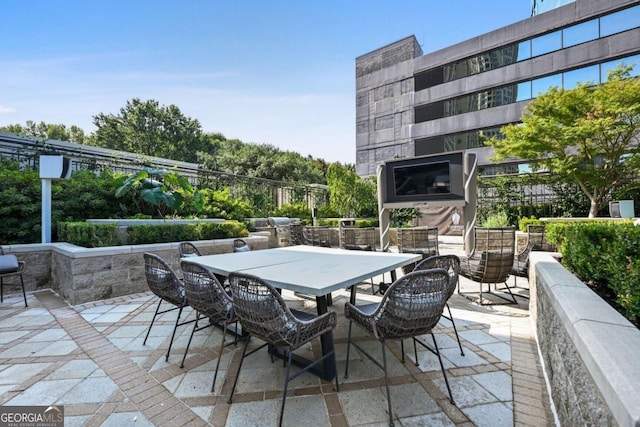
[0,249,555,426]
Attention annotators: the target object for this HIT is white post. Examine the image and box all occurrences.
[41,178,52,243]
[377,164,390,253]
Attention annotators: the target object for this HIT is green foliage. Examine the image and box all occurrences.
[325,163,377,218]
[274,203,312,223]
[126,221,248,245]
[390,208,421,227]
[0,160,42,243]
[199,188,254,220]
[481,212,510,227]
[58,221,248,247]
[57,222,124,247]
[1,120,86,143]
[115,167,202,218]
[558,221,640,326]
[56,169,127,221]
[490,64,640,217]
[92,98,207,163]
[518,217,544,232]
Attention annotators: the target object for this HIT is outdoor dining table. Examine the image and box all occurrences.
[183,245,421,380]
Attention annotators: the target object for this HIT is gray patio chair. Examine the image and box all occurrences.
[340,227,380,293]
[344,268,455,427]
[178,241,201,258]
[227,272,339,427]
[412,254,464,356]
[0,246,27,307]
[459,227,517,305]
[397,227,439,274]
[180,260,237,392]
[143,253,195,361]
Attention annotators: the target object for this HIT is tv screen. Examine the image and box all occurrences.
[383,152,465,207]
[394,161,451,196]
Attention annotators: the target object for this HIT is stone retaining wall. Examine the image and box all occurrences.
[529,252,640,427]
[3,234,269,306]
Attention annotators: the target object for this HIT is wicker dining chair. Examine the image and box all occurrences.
[412,254,464,356]
[143,253,195,362]
[344,269,455,427]
[397,227,440,274]
[512,224,556,290]
[459,227,517,305]
[227,272,339,427]
[0,246,27,307]
[178,241,201,258]
[180,260,237,392]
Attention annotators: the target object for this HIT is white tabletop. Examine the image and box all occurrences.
[184,245,421,297]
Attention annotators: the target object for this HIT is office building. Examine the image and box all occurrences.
[355,0,640,178]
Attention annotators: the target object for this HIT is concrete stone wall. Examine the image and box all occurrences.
[529,252,640,427]
[3,234,269,306]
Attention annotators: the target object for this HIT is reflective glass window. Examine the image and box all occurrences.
[532,74,562,97]
[563,65,599,89]
[531,30,562,57]
[600,5,640,37]
[516,40,532,62]
[516,81,532,101]
[601,54,640,80]
[563,19,598,48]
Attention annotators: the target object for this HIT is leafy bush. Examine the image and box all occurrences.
[57,222,124,247]
[58,221,248,247]
[199,188,254,220]
[481,211,510,227]
[274,203,311,223]
[518,217,544,232]
[56,169,127,221]
[558,221,639,327]
[0,161,42,243]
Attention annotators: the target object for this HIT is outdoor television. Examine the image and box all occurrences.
[383,152,466,208]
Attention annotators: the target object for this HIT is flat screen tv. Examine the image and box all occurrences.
[383,152,466,207]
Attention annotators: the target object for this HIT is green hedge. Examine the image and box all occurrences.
[58,221,249,247]
[316,218,379,228]
[547,221,639,327]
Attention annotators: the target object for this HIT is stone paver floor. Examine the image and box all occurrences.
[0,266,554,426]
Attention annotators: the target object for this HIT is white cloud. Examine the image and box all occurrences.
[0,105,16,114]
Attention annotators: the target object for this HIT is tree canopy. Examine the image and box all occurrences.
[490,65,640,217]
[1,120,86,143]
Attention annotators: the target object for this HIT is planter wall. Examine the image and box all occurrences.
[530,252,640,427]
[3,234,269,305]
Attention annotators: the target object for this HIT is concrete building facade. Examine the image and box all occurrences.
[355,0,640,178]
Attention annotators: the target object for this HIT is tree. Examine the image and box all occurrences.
[490,65,640,217]
[92,98,207,163]
[1,121,86,143]
[326,163,377,217]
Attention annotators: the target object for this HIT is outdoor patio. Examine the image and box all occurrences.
[0,251,554,427]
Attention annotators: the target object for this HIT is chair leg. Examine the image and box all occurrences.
[431,333,454,405]
[380,340,395,427]
[0,277,3,303]
[19,274,27,307]
[180,312,202,368]
[212,322,228,393]
[165,305,185,362]
[344,321,353,379]
[228,337,251,403]
[278,351,294,427]
[143,298,163,345]
[446,303,464,356]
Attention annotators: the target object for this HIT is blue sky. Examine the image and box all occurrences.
[0,1,529,163]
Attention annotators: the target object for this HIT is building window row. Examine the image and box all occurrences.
[414,4,640,91]
[414,54,640,123]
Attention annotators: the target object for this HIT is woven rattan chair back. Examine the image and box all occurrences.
[414,254,460,299]
[181,261,233,324]
[229,273,319,349]
[178,241,201,258]
[369,268,450,340]
[143,253,185,306]
[397,227,439,257]
[340,227,376,251]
